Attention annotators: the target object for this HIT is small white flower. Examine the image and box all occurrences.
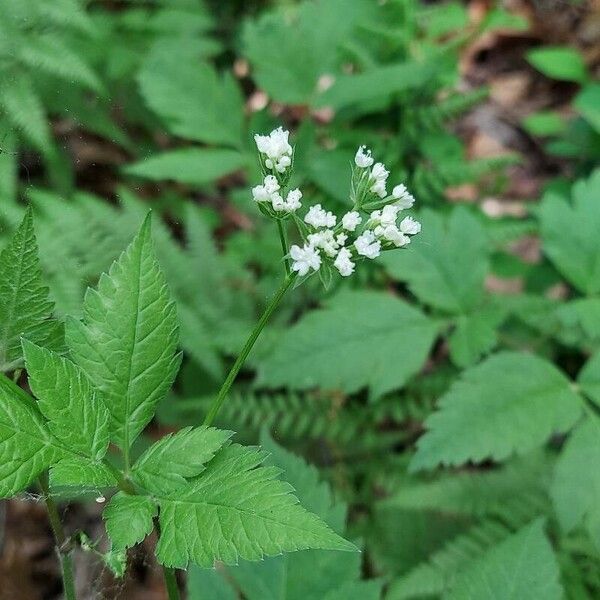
[285,188,302,212]
[334,247,355,277]
[354,230,381,259]
[252,184,270,203]
[308,229,339,257]
[371,162,389,182]
[276,156,292,173]
[304,204,337,228]
[355,145,374,168]
[400,216,421,235]
[392,184,415,209]
[263,175,280,194]
[270,192,286,211]
[342,210,362,231]
[376,224,410,247]
[290,244,321,276]
[370,178,387,198]
[254,127,293,172]
[380,204,400,226]
[336,232,348,246]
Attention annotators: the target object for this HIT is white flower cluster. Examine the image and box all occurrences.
[252,131,421,282]
[252,175,302,214]
[254,127,293,173]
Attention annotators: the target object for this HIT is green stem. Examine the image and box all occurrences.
[276,219,291,276]
[203,273,296,427]
[162,566,181,600]
[38,473,77,600]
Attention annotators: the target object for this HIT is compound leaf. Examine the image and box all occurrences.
[257,291,436,398]
[131,426,232,495]
[445,519,563,600]
[540,171,600,295]
[138,41,244,147]
[411,352,581,471]
[382,207,488,313]
[155,443,355,568]
[551,417,600,550]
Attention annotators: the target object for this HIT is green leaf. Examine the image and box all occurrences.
[19,34,102,93]
[131,426,233,494]
[0,75,50,150]
[257,291,437,398]
[0,208,61,373]
[23,340,110,460]
[155,443,355,568]
[552,417,600,549]
[448,308,503,368]
[243,0,374,105]
[574,83,600,133]
[521,111,566,137]
[317,60,436,111]
[188,569,237,600]
[411,352,582,471]
[103,492,158,551]
[445,519,563,600]
[527,46,588,83]
[577,349,600,407]
[540,170,600,295]
[50,458,116,489]
[66,214,181,453]
[0,373,64,496]
[189,433,377,600]
[123,148,246,186]
[138,40,244,147]
[381,208,488,313]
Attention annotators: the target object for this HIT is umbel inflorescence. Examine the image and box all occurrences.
[252,127,421,280]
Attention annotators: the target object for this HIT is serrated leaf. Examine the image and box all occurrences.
[0,208,61,372]
[0,373,65,497]
[242,0,374,105]
[19,34,102,92]
[23,340,110,460]
[66,215,181,452]
[0,75,50,150]
[540,170,600,295]
[138,40,244,147]
[552,417,600,549]
[445,519,563,600]
[448,308,503,368]
[123,148,246,186]
[103,492,158,551]
[155,443,355,568]
[257,291,436,398]
[411,352,582,471]
[131,426,232,494]
[189,433,374,600]
[50,458,117,489]
[381,207,489,313]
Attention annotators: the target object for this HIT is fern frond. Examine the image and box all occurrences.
[412,155,518,203]
[387,492,549,600]
[0,75,50,151]
[405,88,489,135]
